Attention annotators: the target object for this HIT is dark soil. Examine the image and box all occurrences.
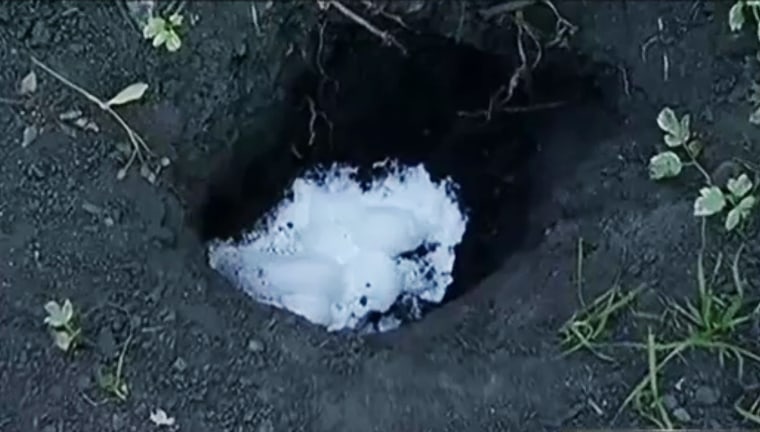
[3,1,760,431]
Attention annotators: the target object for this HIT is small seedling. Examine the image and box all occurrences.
[143,13,183,52]
[96,363,129,401]
[649,107,757,231]
[150,408,176,427]
[43,299,82,352]
[693,173,757,231]
[729,1,760,39]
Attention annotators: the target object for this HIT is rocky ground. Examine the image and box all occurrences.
[3,1,760,431]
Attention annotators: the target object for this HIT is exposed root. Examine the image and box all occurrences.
[291,95,333,160]
[317,0,408,55]
[461,0,577,120]
[360,0,412,31]
[458,11,539,121]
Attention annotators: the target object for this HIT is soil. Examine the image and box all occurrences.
[3,1,760,431]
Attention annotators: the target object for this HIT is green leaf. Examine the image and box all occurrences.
[649,151,683,180]
[169,13,183,27]
[750,106,760,125]
[727,173,753,199]
[664,133,684,148]
[152,30,168,48]
[143,17,166,39]
[725,195,754,231]
[106,82,149,107]
[680,114,691,138]
[694,186,726,217]
[657,107,689,148]
[44,300,72,327]
[729,2,745,32]
[61,299,73,322]
[53,330,73,351]
[726,207,742,231]
[165,31,182,52]
[657,107,680,135]
[98,370,115,388]
[738,194,757,211]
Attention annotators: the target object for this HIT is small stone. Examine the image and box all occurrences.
[662,393,678,410]
[96,327,117,358]
[173,357,187,372]
[257,419,274,432]
[247,339,264,353]
[77,373,92,390]
[42,424,56,432]
[30,21,51,46]
[694,385,719,405]
[672,407,691,423]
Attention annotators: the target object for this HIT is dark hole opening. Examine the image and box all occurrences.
[195,24,620,330]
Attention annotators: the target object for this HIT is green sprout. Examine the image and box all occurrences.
[96,363,130,402]
[142,13,183,52]
[43,299,82,352]
[693,174,757,231]
[729,0,760,40]
[649,107,701,180]
[649,107,757,231]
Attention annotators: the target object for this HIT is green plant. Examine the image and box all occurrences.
[96,363,130,401]
[694,173,757,231]
[43,299,82,352]
[649,107,758,231]
[729,1,760,39]
[559,283,643,361]
[143,13,183,52]
[649,107,702,181]
[618,244,760,428]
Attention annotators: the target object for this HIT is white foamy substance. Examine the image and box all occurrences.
[207,162,468,332]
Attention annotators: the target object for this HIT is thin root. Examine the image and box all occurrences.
[319,0,408,55]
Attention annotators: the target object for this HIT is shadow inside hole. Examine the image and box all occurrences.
[197,24,621,327]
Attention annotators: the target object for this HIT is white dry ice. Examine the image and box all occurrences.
[207,161,468,332]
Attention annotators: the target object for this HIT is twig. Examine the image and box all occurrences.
[29,56,154,178]
[320,0,408,55]
[458,101,565,118]
[0,96,24,105]
[361,0,411,31]
[618,64,631,98]
[478,0,536,19]
[251,1,262,35]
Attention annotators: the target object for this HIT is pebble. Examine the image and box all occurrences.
[30,21,51,46]
[672,407,692,423]
[257,419,274,432]
[247,339,264,353]
[96,327,117,358]
[694,385,720,405]
[173,357,187,372]
[662,393,678,410]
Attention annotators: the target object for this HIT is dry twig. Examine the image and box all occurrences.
[318,0,408,55]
